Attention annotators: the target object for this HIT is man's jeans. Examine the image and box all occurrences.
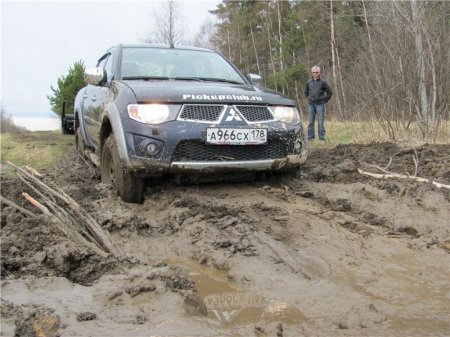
[307,103,325,140]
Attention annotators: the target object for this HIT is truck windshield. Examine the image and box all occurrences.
[121,47,246,84]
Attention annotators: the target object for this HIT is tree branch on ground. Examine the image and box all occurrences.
[5,161,117,257]
[0,196,36,218]
[358,152,450,190]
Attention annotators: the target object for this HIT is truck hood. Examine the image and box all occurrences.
[121,80,295,106]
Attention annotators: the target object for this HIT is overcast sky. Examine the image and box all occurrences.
[1,0,221,115]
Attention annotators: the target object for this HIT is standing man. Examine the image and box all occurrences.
[304,66,332,141]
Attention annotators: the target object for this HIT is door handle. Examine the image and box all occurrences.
[83,94,88,99]
[91,95,96,101]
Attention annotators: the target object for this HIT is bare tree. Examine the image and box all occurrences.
[408,0,436,138]
[249,18,261,75]
[348,0,448,141]
[329,0,343,119]
[265,1,277,90]
[193,19,216,49]
[144,0,187,46]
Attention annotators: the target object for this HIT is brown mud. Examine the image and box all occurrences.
[1,142,449,337]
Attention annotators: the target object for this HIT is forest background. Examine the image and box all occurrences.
[200,0,449,142]
[43,0,449,143]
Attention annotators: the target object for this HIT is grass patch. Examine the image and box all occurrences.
[0,131,74,172]
[305,120,358,149]
[325,121,354,144]
[307,119,450,149]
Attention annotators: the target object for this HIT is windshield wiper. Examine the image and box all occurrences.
[172,77,204,81]
[122,76,170,81]
[122,75,244,85]
[197,77,244,85]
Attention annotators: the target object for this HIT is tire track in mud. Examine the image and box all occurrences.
[2,142,449,337]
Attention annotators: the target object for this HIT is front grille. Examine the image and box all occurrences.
[172,140,288,162]
[179,105,224,121]
[236,106,274,122]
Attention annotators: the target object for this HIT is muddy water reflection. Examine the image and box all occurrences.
[174,260,306,325]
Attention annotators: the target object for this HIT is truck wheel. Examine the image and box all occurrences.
[75,127,86,158]
[101,135,144,204]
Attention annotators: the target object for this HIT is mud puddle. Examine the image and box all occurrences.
[169,259,306,325]
[1,262,305,337]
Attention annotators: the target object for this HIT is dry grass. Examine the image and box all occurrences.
[1,120,448,169]
[0,131,74,171]
[307,119,450,149]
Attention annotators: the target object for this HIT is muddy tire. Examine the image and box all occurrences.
[75,127,86,158]
[101,135,144,203]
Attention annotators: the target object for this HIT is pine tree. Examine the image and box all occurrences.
[47,60,85,116]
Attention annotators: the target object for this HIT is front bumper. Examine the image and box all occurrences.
[121,114,307,176]
[127,143,307,177]
[171,153,307,173]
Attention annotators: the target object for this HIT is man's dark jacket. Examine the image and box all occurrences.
[305,78,332,104]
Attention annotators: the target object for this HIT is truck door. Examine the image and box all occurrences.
[82,53,112,149]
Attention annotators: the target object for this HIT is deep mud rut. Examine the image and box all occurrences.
[1,142,449,337]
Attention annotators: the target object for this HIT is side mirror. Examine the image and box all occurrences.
[247,73,263,86]
[84,67,106,85]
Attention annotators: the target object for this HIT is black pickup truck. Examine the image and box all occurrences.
[74,44,307,203]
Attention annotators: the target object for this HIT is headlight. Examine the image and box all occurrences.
[128,104,171,124]
[272,106,300,125]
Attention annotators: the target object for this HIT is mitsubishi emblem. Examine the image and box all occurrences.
[225,108,243,122]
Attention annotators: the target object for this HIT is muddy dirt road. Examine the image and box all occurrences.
[1,142,449,337]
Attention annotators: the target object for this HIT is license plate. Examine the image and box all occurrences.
[206,128,267,145]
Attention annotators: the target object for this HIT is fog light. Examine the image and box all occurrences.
[139,139,161,157]
[146,142,160,155]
